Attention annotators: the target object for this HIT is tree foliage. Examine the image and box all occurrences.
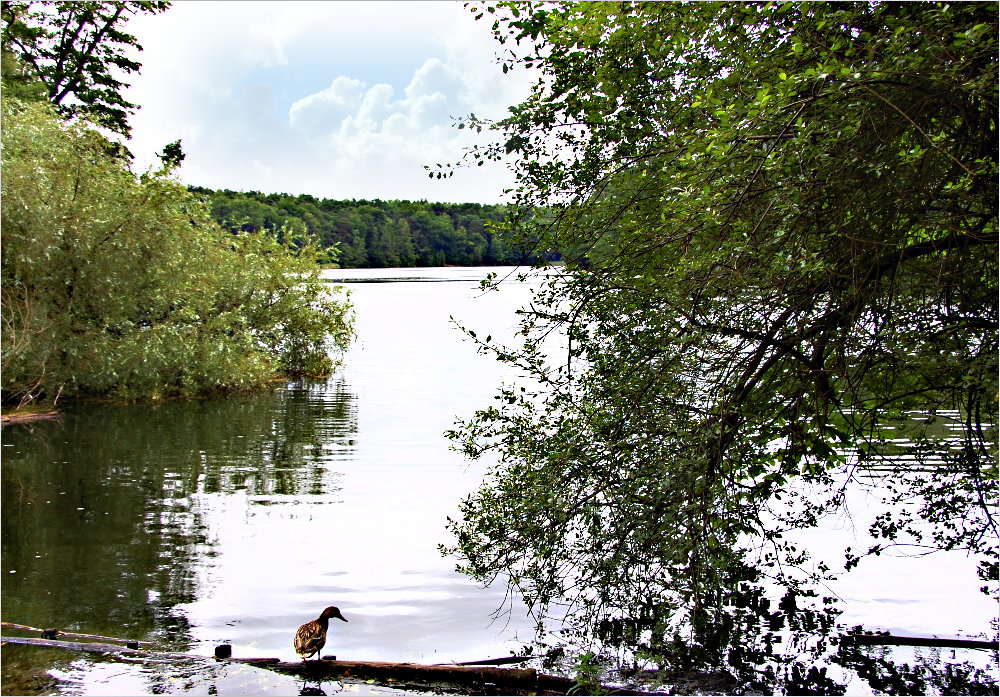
[1,98,353,405]
[444,1,997,690]
[0,0,169,136]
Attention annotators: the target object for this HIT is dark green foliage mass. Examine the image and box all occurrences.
[195,187,536,268]
[443,1,997,692]
[1,1,170,137]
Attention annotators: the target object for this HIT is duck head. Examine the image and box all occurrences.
[322,606,348,622]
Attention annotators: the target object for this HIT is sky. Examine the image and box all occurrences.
[122,1,534,204]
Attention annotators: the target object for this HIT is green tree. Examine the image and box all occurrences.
[157,138,184,168]
[0,0,169,136]
[1,98,353,404]
[391,217,417,267]
[409,209,457,266]
[444,1,997,690]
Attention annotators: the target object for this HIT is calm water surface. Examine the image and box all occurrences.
[2,266,540,695]
[2,266,995,695]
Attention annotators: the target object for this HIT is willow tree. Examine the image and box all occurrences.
[443,2,997,690]
[2,98,354,404]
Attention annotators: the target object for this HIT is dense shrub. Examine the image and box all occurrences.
[1,98,353,404]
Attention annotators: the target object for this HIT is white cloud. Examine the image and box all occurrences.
[405,58,465,101]
[289,56,477,166]
[122,1,534,203]
[288,76,366,133]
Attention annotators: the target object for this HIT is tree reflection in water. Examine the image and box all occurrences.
[1,378,356,694]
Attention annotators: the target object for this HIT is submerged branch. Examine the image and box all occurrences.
[839,634,998,651]
[0,621,151,645]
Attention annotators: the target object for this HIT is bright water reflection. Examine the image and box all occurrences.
[3,265,995,695]
[1,266,542,695]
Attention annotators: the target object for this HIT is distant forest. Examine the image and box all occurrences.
[192,187,541,268]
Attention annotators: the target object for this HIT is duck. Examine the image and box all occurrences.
[294,606,348,661]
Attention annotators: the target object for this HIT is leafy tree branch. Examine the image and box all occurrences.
[443,2,997,691]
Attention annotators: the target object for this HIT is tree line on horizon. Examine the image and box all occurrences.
[193,187,543,268]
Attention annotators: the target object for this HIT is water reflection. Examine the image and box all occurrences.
[3,267,543,695]
[1,378,357,694]
[193,378,355,497]
[5,265,994,694]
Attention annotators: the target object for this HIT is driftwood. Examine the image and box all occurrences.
[234,656,664,695]
[0,633,203,670]
[0,635,662,695]
[0,410,61,425]
[0,636,195,663]
[0,636,150,655]
[238,657,556,691]
[1,622,153,647]
[7,625,994,694]
[839,634,998,650]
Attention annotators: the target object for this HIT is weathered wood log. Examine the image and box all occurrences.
[839,634,998,650]
[238,657,549,690]
[449,655,540,666]
[237,657,666,695]
[0,635,205,665]
[0,636,147,654]
[1,622,153,646]
[0,410,61,424]
[2,632,666,695]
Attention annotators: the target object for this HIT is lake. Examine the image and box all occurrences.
[1,266,541,695]
[1,265,995,695]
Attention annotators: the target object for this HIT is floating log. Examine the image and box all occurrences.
[0,636,147,655]
[0,635,201,664]
[7,623,994,690]
[235,656,665,695]
[0,410,61,425]
[235,657,559,692]
[449,655,540,666]
[1,622,153,646]
[1,636,664,695]
[839,634,998,650]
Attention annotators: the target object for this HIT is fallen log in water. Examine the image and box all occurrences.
[839,634,998,650]
[0,635,211,668]
[0,636,663,695]
[235,656,664,695]
[15,629,989,693]
[0,410,61,425]
[238,657,554,692]
[1,636,148,655]
[1,622,153,647]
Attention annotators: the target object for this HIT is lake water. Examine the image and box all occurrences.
[1,265,995,695]
[1,266,541,695]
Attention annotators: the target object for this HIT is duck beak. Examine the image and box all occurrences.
[336,613,348,622]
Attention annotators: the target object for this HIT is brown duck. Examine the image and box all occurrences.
[294,606,348,660]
